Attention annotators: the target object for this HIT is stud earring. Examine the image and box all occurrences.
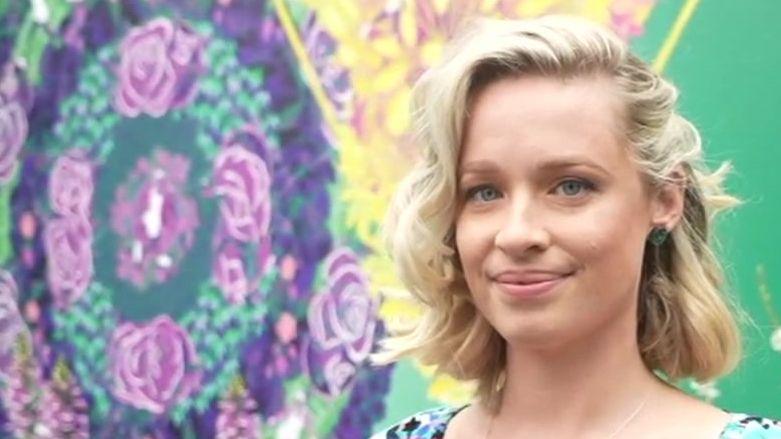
[648,227,669,246]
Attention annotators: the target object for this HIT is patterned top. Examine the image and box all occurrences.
[372,406,781,439]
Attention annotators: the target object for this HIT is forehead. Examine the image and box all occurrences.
[460,74,631,174]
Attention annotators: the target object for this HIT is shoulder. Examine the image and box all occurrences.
[720,413,781,438]
[370,406,465,439]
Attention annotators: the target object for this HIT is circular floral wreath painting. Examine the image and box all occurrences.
[0,1,392,437]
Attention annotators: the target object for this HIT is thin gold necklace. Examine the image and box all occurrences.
[483,393,651,439]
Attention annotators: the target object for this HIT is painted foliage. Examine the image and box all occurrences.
[1,0,778,437]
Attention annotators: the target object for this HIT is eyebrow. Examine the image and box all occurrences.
[458,156,611,177]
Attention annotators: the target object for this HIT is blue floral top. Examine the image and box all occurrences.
[372,406,781,439]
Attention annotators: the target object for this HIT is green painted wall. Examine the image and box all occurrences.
[657,0,781,417]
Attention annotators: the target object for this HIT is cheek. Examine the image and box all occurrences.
[454,218,490,277]
[557,198,649,284]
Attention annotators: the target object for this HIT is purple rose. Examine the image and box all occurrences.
[212,234,273,304]
[213,242,249,305]
[109,315,201,414]
[212,144,272,243]
[0,63,31,183]
[301,13,353,119]
[44,216,93,309]
[114,17,205,117]
[0,270,27,381]
[306,247,378,396]
[49,153,93,218]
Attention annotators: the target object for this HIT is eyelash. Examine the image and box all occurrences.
[554,178,597,197]
[464,178,596,203]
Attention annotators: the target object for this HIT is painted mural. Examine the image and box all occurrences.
[0,0,778,437]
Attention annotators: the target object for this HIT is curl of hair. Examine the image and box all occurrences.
[370,15,742,412]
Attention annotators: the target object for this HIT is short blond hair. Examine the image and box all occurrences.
[371,15,743,411]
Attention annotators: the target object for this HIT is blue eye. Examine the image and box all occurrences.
[466,185,501,203]
[555,179,594,197]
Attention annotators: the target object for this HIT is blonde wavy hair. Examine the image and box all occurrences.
[371,14,743,411]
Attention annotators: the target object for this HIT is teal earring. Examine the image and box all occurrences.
[648,227,669,246]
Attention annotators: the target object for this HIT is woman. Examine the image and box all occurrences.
[370,15,781,439]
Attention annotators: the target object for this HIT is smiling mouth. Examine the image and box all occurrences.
[492,270,575,284]
[493,273,572,298]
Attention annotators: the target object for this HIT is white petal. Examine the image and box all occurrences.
[770,327,781,352]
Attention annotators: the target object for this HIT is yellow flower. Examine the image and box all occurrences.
[299,0,659,405]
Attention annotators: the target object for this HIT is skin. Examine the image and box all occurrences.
[445,74,730,438]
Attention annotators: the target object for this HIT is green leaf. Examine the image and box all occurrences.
[46,0,73,30]
[93,396,111,419]
[73,359,90,379]
[247,68,265,88]
[179,313,195,327]
[236,92,253,113]
[222,115,242,134]
[311,389,350,437]
[91,94,110,113]
[223,328,242,347]
[216,97,232,114]
[213,340,226,359]
[216,306,235,328]
[283,374,309,395]
[196,133,217,157]
[80,312,100,333]
[200,354,215,370]
[0,181,16,264]
[85,340,103,361]
[10,0,76,84]
[200,77,222,97]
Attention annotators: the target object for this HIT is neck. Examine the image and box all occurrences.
[485,312,670,437]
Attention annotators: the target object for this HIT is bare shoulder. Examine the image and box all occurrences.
[643,387,733,439]
[443,404,490,439]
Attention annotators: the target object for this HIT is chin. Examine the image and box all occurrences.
[493,318,566,348]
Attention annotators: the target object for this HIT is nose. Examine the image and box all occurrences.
[493,196,551,257]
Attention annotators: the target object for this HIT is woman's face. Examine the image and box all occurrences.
[455,74,676,349]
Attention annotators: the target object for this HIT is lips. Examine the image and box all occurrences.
[492,270,572,284]
[492,271,572,299]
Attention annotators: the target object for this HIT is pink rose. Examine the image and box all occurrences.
[0,103,26,184]
[213,242,249,304]
[212,144,272,243]
[306,248,378,395]
[212,235,273,304]
[0,270,27,381]
[0,62,31,183]
[44,216,93,309]
[49,153,93,218]
[0,99,26,183]
[114,17,205,117]
[109,315,201,414]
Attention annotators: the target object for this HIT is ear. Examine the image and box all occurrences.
[649,165,686,230]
